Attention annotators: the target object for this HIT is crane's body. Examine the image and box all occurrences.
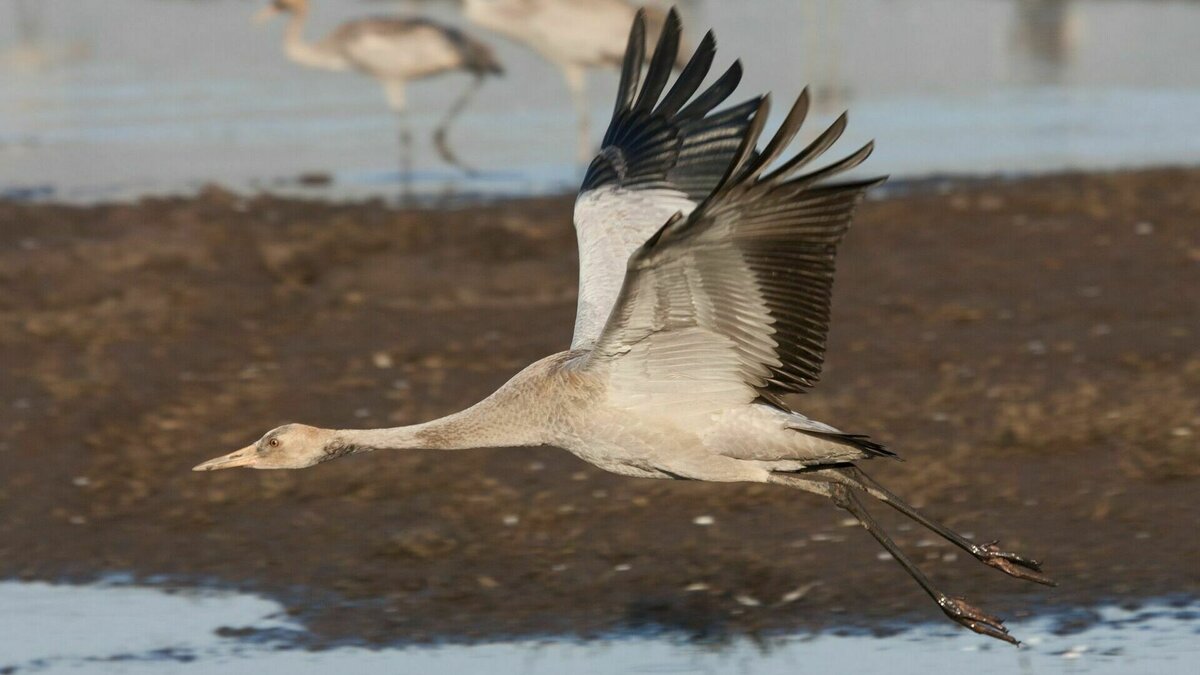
[258,0,502,176]
[329,351,878,482]
[200,8,1053,645]
[464,0,646,69]
[463,0,681,161]
[280,15,500,82]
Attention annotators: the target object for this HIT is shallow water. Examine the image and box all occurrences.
[3,0,1200,202]
[2,581,1198,674]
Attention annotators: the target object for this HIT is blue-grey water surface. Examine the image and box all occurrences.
[4,0,1200,201]
[2,581,1199,674]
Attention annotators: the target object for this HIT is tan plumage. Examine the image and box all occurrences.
[199,8,1053,645]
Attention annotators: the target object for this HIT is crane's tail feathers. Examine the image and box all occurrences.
[796,429,898,460]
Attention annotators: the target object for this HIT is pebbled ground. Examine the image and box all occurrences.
[1,168,1198,644]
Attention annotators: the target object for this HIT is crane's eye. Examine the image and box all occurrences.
[268,438,280,448]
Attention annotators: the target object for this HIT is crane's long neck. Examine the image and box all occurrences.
[282,7,348,71]
[328,392,542,456]
[320,351,582,460]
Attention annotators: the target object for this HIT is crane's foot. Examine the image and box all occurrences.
[973,541,1057,586]
[433,129,479,176]
[938,595,1019,645]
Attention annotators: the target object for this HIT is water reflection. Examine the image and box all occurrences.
[2,581,1199,675]
[3,0,1200,202]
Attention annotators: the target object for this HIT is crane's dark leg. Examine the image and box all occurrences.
[397,113,413,203]
[432,75,484,175]
[814,467,1054,586]
[384,81,414,203]
[770,474,1018,644]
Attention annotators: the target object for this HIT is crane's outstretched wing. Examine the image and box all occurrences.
[583,94,883,418]
[571,8,760,350]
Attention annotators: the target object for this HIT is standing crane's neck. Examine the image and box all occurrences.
[281,7,349,71]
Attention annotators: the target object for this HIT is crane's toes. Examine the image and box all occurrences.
[983,556,1058,586]
[938,596,1019,646]
[432,128,450,154]
[977,541,1043,570]
[962,618,1021,646]
[432,130,479,176]
[976,541,1057,586]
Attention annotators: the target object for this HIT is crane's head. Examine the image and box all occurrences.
[193,423,336,471]
[254,0,308,23]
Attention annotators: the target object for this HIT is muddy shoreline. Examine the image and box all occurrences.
[2,168,1198,645]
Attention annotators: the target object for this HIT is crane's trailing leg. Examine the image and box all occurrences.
[385,80,414,200]
[432,75,485,175]
[770,473,1018,645]
[817,467,1055,586]
[562,64,591,164]
[397,116,414,201]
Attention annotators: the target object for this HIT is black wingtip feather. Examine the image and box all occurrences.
[612,9,647,121]
[633,8,682,114]
[677,59,744,120]
[584,12,758,201]
[655,29,716,117]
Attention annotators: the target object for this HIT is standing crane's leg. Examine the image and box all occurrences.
[398,114,414,202]
[769,473,1018,644]
[432,75,486,175]
[384,80,413,201]
[561,64,591,164]
[814,467,1055,585]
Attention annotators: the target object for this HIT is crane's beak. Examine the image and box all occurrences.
[193,445,258,471]
[252,5,280,24]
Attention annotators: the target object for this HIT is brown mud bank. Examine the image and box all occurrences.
[1,169,1198,644]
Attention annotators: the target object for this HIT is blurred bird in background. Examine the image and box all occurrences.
[255,0,503,185]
